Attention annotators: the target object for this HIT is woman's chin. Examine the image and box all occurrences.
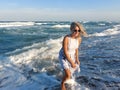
[72,33,79,38]
[75,34,79,38]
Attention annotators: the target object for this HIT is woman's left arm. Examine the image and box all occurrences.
[75,37,82,65]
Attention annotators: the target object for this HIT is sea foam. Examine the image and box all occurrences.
[0,22,34,27]
[89,24,120,37]
[52,24,70,28]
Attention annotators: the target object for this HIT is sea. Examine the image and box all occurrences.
[0,21,120,90]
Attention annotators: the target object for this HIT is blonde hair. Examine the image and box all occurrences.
[70,22,88,37]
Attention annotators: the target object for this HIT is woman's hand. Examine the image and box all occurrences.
[76,60,80,65]
[71,62,76,68]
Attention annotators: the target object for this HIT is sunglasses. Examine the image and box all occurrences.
[73,30,81,32]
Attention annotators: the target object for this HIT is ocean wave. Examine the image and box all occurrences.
[89,24,120,37]
[0,22,35,27]
[52,24,70,28]
[0,37,64,89]
[5,37,63,72]
[7,37,63,58]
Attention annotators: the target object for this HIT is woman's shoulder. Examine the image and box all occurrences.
[63,35,70,43]
[64,35,70,40]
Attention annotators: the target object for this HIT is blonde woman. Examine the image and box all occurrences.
[59,22,87,90]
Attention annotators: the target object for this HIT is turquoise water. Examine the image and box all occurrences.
[0,21,120,90]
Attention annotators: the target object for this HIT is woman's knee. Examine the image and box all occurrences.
[64,69,71,79]
[66,74,71,79]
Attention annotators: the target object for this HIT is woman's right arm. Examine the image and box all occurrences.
[63,36,76,68]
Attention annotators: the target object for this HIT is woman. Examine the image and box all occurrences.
[59,22,87,90]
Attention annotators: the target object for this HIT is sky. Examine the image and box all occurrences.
[0,0,120,21]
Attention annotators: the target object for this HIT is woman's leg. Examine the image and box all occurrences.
[61,69,71,90]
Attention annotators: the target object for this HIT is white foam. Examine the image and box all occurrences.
[65,79,89,90]
[98,23,106,26]
[65,79,76,85]
[0,62,59,90]
[0,22,34,27]
[52,24,70,28]
[35,22,47,25]
[89,24,120,37]
[82,21,90,24]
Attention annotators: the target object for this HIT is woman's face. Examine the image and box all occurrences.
[71,26,80,38]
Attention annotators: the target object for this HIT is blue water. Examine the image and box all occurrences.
[0,21,120,90]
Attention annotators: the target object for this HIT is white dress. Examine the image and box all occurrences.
[59,36,80,74]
